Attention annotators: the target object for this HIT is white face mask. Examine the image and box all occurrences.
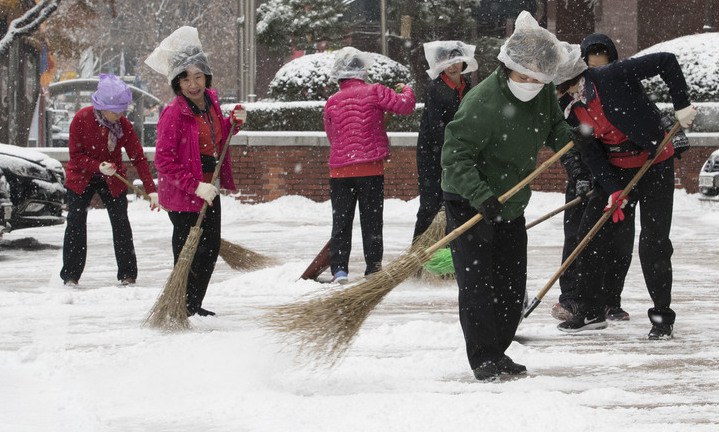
[507,79,545,102]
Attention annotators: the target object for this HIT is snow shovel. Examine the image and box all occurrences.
[144,120,235,330]
[300,240,331,281]
[263,141,574,364]
[523,122,682,319]
[113,173,273,271]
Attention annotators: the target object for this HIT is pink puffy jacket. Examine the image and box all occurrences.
[324,79,416,169]
[155,88,237,212]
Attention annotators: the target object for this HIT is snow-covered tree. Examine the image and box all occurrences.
[256,0,348,54]
[0,0,60,58]
[268,51,412,102]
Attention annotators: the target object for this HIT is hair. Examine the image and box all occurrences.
[583,44,609,62]
[171,71,213,95]
[556,74,583,95]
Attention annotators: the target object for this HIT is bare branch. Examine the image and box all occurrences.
[0,0,61,57]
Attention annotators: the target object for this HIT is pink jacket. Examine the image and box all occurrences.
[324,79,415,168]
[155,88,237,212]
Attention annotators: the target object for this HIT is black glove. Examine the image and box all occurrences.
[575,178,591,197]
[478,195,503,223]
[659,115,690,159]
[569,125,595,152]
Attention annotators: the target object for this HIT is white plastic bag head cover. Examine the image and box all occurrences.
[423,40,479,79]
[497,11,566,84]
[331,47,375,81]
[553,42,588,84]
[144,26,212,84]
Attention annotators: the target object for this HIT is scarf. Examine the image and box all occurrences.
[93,109,124,152]
[563,76,588,119]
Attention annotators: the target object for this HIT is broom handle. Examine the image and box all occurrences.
[114,173,151,200]
[424,141,575,257]
[523,122,682,318]
[524,189,596,230]
[191,118,236,229]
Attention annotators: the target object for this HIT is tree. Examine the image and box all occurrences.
[256,0,348,54]
[0,0,60,58]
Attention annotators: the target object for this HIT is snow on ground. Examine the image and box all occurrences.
[1,191,718,431]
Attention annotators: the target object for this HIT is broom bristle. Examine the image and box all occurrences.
[262,247,431,364]
[145,227,203,330]
[219,239,275,271]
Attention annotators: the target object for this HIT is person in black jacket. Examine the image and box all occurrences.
[554,47,697,339]
[413,41,477,240]
[553,33,634,322]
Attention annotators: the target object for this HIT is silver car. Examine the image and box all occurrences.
[698,148,719,198]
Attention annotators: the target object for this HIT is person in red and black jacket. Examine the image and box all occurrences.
[413,41,476,240]
[61,74,159,287]
[554,49,698,339]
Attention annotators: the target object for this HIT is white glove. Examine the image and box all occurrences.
[231,104,247,125]
[99,161,117,176]
[675,106,697,128]
[148,192,160,211]
[194,182,219,204]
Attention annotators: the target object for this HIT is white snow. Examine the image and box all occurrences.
[1,190,718,430]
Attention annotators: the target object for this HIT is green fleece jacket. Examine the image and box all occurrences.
[441,67,571,221]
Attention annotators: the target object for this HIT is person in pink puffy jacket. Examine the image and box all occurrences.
[323,47,416,283]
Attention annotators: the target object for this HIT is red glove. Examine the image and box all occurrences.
[231,104,247,132]
[604,190,628,223]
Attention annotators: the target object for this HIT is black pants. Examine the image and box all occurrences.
[575,159,675,318]
[559,180,634,308]
[61,175,136,282]
[329,175,384,276]
[413,144,443,239]
[167,195,221,312]
[445,198,527,370]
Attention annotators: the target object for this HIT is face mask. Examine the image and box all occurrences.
[507,79,545,102]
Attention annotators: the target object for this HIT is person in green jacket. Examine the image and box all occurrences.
[441,11,580,381]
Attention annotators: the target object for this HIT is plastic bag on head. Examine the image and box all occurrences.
[331,47,374,81]
[497,11,566,83]
[144,26,212,84]
[423,41,478,79]
[553,42,588,85]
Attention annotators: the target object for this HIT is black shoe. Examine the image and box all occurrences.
[648,323,673,340]
[605,306,630,321]
[197,307,216,317]
[472,360,501,382]
[119,278,136,286]
[497,355,527,375]
[557,313,608,333]
[551,300,581,321]
[63,279,79,286]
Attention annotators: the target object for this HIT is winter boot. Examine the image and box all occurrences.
[557,311,607,333]
[648,307,675,340]
[472,360,501,382]
[497,355,527,375]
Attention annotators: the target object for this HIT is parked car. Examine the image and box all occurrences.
[0,143,66,232]
[50,119,71,147]
[698,148,719,197]
[0,169,13,237]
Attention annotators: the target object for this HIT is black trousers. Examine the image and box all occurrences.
[167,195,221,312]
[61,175,136,282]
[559,180,634,308]
[575,159,675,318]
[445,198,527,370]
[329,175,384,276]
[413,143,443,239]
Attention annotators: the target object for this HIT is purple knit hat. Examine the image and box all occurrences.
[91,74,132,112]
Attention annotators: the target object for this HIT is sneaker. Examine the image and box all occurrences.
[333,270,349,285]
[551,300,580,321]
[119,278,136,286]
[63,279,79,286]
[557,313,608,333]
[605,306,630,321]
[497,355,527,375]
[472,360,501,382]
[648,323,673,340]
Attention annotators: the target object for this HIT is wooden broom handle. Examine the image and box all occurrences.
[525,189,596,230]
[524,122,682,317]
[424,140,575,257]
[114,173,150,200]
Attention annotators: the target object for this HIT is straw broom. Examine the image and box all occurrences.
[144,122,235,330]
[114,175,273,272]
[263,141,575,364]
[410,210,455,282]
[523,122,682,318]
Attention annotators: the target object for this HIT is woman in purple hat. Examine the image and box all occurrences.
[60,74,159,287]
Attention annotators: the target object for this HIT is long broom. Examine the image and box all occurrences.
[114,173,273,272]
[144,121,235,330]
[263,141,575,364]
[523,122,682,318]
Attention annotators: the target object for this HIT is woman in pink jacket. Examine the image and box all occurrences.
[145,26,246,316]
[323,47,416,283]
